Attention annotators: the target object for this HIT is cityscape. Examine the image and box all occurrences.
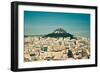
[24,11,90,62]
[24,28,90,62]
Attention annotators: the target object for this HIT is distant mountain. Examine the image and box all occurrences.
[43,28,75,39]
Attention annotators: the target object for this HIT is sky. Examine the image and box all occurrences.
[24,11,90,38]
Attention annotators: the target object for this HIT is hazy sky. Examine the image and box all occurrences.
[24,11,90,38]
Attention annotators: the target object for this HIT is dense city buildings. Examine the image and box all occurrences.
[24,29,90,62]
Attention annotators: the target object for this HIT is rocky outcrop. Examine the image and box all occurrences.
[43,28,75,39]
